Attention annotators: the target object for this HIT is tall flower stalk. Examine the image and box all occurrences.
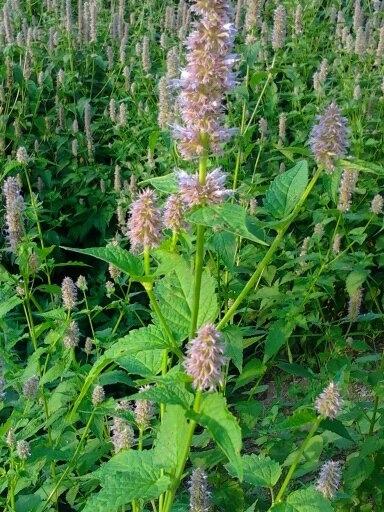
[172,0,236,336]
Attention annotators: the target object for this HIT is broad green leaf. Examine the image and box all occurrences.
[83,451,171,512]
[193,393,243,480]
[222,325,243,372]
[227,454,281,487]
[69,325,168,420]
[140,173,178,193]
[284,487,334,512]
[0,295,22,319]
[188,203,268,246]
[62,246,143,279]
[154,405,190,471]
[129,381,193,409]
[264,161,309,219]
[321,418,354,441]
[155,256,218,340]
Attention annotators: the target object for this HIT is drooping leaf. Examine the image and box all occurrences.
[62,246,143,279]
[153,405,190,471]
[188,203,268,245]
[264,161,309,219]
[192,393,243,480]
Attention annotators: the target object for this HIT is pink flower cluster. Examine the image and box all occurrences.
[173,0,237,159]
[185,323,226,391]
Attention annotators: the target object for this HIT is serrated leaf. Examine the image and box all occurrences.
[284,487,334,512]
[264,161,309,219]
[129,381,193,409]
[155,256,218,340]
[192,393,243,480]
[153,405,190,471]
[62,246,143,279]
[83,451,171,512]
[270,488,334,511]
[188,203,268,245]
[227,454,281,487]
[69,325,168,420]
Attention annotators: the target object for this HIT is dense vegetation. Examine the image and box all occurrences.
[1,0,384,511]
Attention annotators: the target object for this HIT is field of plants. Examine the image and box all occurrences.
[0,0,384,510]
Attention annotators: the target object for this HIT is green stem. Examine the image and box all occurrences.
[162,391,203,512]
[274,416,323,503]
[217,166,322,331]
[244,54,276,135]
[369,395,379,435]
[190,152,208,338]
[84,293,96,339]
[144,285,180,356]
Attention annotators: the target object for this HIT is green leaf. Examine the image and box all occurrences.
[155,255,218,340]
[0,295,22,319]
[222,325,243,372]
[193,393,243,480]
[129,381,193,409]
[264,161,309,219]
[270,488,334,512]
[83,451,171,512]
[69,325,168,420]
[321,418,354,441]
[279,409,317,429]
[140,173,178,194]
[285,487,333,512]
[154,405,190,471]
[264,320,294,363]
[227,454,281,487]
[188,203,268,246]
[62,246,143,279]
